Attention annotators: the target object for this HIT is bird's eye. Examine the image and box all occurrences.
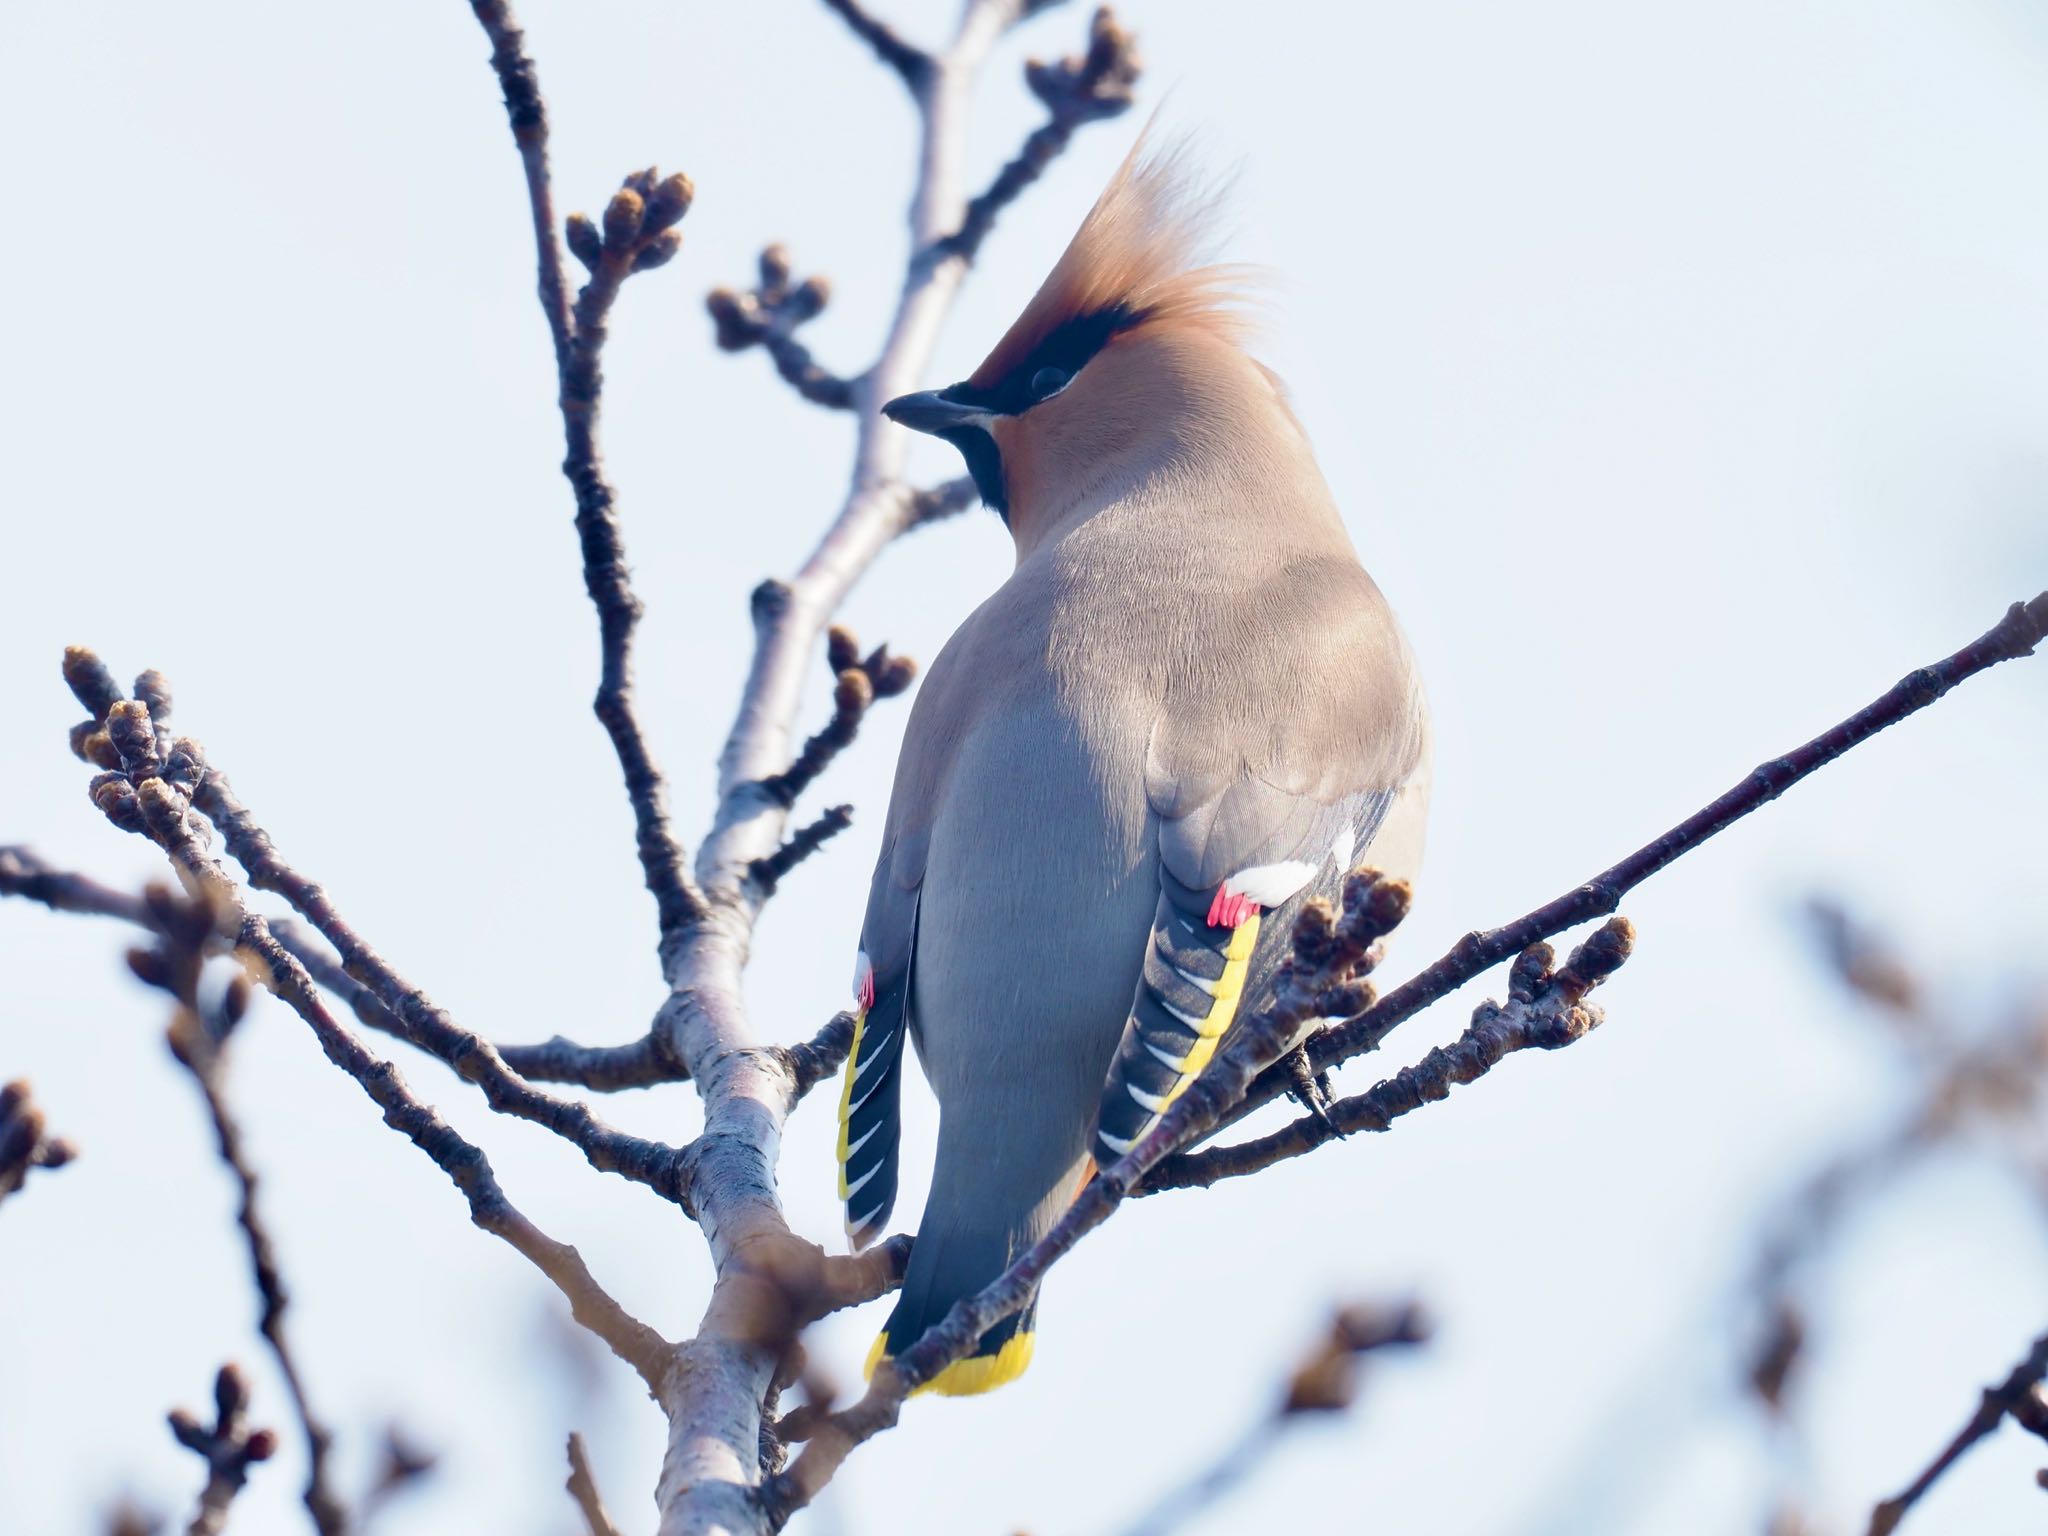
[1030,366,1070,400]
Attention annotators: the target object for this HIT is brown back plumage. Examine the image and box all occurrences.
[966,136,1259,391]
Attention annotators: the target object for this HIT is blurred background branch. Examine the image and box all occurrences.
[0,1075,76,1209]
[1115,1300,1432,1536]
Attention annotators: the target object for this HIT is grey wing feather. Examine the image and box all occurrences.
[1092,784,1397,1162]
[840,853,923,1252]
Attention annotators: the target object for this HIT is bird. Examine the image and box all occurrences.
[836,138,1431,1396]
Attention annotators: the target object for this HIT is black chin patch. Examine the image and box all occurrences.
[939,425,1008,521]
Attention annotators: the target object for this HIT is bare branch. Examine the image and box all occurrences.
[748,805,854,896]
[0,1077,76,1208]
[183,743,690,1201]
[1730,911,2048,1532]
[931,5,1142,266]
[1145,918,1635,1191]
[468,0,707,942]
[708,248,858,411]
[359,1427,438,1527]
[65,669,673,1384]
[1118,1301,1431,1536]
[908,476,978,527]
[819,0,932,89]
[755,627,917,813]
[167,1364,278,1536]
[567,1433,626,1536]
[1211,590,2048,1147]
[497,1027,692,1092]
[126,884,347,1535]
[0,849,693,1098]
[1869,1331,2048,1534]
[0,844,148,926]
[775,1011,860,1102]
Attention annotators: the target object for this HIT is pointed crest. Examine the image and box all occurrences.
[967,134,1257,391]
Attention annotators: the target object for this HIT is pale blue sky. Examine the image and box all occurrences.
[3,2,2045,1533]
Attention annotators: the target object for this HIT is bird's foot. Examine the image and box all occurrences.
[1284,1045,1338,1133]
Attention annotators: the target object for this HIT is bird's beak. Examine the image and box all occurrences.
[882,389,990,437]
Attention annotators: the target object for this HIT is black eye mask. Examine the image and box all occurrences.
[942,302,1143,416]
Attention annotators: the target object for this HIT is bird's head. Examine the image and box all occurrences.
[884,138,1263,541]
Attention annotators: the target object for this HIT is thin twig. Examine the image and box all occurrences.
[567,1433,626,1536]
[930,6,1141,265]
[0,1077,77,1207]
[708,247,858,410]
[168,1365,278,1536]
[184,747,690,1201]
[1201,591,2048,1159]
[68,677,672,1383]
[775,1012,860,1101]
[130,884,347,1536]
[755,629,916,812]
[358,1428,438,1528]
[468,0,706,943]
[908,476,978,527]
[748,805,854,896]
[1732,910,2048,1533]
[498,1028,692,1091]
[1145,920,1635,1191]
[0,859,695,1097]
[0,845,148,925]
[819,0,932,87]
[1117,1301,1431,1536]
[1868,1332,2048,1534]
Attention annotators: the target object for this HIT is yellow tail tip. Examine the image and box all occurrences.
[864,1328,1037,1398]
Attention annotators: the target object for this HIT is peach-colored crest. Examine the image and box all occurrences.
[966,133,1260,390]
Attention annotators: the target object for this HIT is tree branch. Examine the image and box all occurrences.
[819,0,932,89]
[468,0,707,943]
[567,1432,626,1536]
[0,1076,76,1208]
[908,475,978,527]
[754,626,916,813]
[167,1364,278,1536]
[930,6,1141,266]
[1208,590,2048,1149]
[1117,1300,1431,1536]
[748,805,854,896]
[498,1026,692,1091]
[0,847,696,1097]
[126,883,347,1536]
[116,717,689,1198]
[708,247,858,411]
[1869,1331,2048,1534]
[0,845,148,926]
[774,1011,861,1102]
[67,671,672,1384]
[1145,920,1634,1191]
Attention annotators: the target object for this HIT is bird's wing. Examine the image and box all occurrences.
[838,827,925,1252]
[1093,561,1428,1164]
[1090,779,1397,1163]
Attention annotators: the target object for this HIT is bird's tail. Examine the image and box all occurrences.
[867,1212,1042,1397]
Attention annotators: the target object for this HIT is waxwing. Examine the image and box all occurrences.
[838,140,1430,1395]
